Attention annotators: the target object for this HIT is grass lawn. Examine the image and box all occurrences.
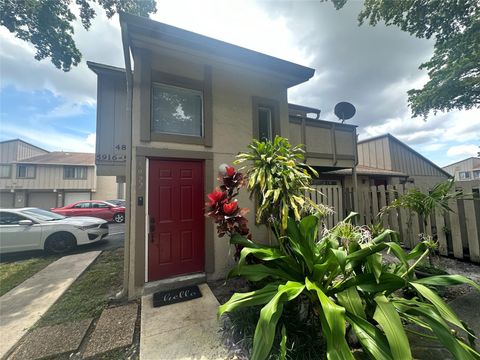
[0,256,58,297]
[36,248,124,327]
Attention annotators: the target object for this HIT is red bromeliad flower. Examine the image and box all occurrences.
[226,166,236,177]
[223,201,238,215]
[208,188,225,206]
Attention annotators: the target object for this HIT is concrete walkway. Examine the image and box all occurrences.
[0,251,101,359]
[140,283,228,360]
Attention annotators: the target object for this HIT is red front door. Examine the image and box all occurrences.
[148,159,205,281]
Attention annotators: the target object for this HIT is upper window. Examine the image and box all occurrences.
[459,171,471,180]
[17,165,35,179]
[252,97,280,143]
[64,166,87,179]
[0,165,11,178]
[258,107,273,142]
[473,170,480,179]
[151,83,203,137]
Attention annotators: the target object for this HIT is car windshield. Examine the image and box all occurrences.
[21,208,66,221]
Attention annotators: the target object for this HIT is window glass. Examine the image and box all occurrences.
[151,83,203,137]
[0,212,26,225]
[74,202,91,209]
[473,170,480,179]
[0,165,11,178]
[17,165,35,178]
[20,209,65,221]
[258,107,272,142]
[64,166,87,179]
[92,202,109,208]
[459,171,471,179]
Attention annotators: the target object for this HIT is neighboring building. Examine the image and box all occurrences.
[89,13,359,298]
[443,157,480,182]
[0,139,121,209]
[325,134,451,190]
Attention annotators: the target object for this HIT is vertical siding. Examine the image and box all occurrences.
[0,141,19,163]
[389,138,447,178]
[0,165,95,190]
[443,158,480,181]
[358,137,391,170]
[16,142,48,160]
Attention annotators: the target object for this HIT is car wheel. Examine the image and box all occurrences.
[113,213,125,223]
[45,232,77,254]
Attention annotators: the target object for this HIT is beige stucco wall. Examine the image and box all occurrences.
[92,175,118,201]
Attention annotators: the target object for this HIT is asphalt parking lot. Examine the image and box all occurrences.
[0,223,125,263]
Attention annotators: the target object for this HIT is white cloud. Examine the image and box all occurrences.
[1,123,95,153]
[447,145,479,158]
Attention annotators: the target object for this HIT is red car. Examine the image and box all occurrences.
[51,200,125,223]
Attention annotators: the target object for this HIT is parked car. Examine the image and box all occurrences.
[0,208,109,254]
[51,200,125,223]
[106,199,126,207]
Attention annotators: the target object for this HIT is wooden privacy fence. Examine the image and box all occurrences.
[311,182,480,263]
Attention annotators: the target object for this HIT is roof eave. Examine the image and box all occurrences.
[119,12,315,86]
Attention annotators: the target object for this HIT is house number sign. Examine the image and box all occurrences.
[152,285,202,307]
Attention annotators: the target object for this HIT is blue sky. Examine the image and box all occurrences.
[0,0,478,166]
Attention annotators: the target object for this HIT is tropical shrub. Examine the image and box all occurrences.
[220,212,480,360]
[208,138,479,359]
[235,136,329,232]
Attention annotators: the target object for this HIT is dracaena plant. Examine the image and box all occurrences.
[219,213,480,360]
[234,136,330,232]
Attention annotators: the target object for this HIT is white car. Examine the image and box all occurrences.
[0,208,109,254]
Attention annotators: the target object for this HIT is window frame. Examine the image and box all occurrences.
[16,164,36,179]
[0,164,12,179]
[473,170,480,179]
[63,166,88,180]
[137,50,212,147]
[459,171,471,180]
[252,96,280,142]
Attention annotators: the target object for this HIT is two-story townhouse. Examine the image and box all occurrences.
[0,139,121,209]
[89,13,359,298]
[443,157,480,182]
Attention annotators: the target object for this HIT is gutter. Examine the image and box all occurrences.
[117,14,134,300]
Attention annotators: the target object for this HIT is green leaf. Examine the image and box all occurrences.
[279,325,287,360]
[228,264,300,282]
[251,281,305,360]
[410,282,472,335]
[305,278,354,360]
[367,253,382,283]
[332,273,406,295]
[346,312,393,360]
[373,295,412,360]
[393,300,479,360]
[218,283,278,317]
[336,287,366,319]
[413,275,480,292]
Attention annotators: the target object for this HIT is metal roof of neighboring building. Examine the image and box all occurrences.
[17,152,95,166]
[358,133,451,178]
[119,12,315,87]
[327,165,408,177]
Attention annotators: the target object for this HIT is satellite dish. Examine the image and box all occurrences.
[334,102,356,123]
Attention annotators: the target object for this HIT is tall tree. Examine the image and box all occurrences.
[332,0,480,118]
[0,0,156,71]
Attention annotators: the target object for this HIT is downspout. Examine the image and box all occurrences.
[117,16,134,299]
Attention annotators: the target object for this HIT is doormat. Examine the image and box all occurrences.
[153,285,202,307]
